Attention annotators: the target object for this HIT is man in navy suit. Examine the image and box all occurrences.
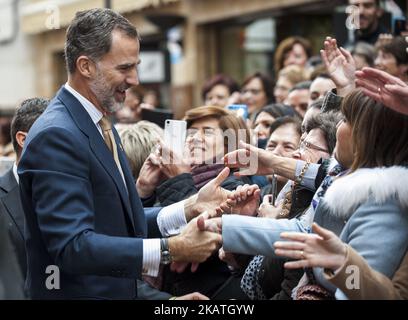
[18,8,223,299]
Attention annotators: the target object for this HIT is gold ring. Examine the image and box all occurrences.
[300,250,304,259]
[378,87,381,93]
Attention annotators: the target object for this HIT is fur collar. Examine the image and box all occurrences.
[323,166,408,219]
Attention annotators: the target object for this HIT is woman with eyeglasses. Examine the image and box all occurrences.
[237,110,341,300]
[217,89,408,300]
[272,68,408,300]
[136,105,255,298]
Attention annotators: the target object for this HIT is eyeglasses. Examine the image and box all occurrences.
[299,140,329,154]
[187,128,217,138]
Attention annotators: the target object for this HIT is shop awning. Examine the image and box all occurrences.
[20,0,180,34]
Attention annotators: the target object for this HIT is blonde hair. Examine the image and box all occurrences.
[278,65,310,86]
[117,121,163,179]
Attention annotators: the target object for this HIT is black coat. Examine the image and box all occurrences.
[0,168,27,279]
[0,170,25,299]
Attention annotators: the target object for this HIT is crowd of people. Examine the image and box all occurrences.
[0,0,407,301]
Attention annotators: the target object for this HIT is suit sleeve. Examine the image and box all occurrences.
[144,207,162,238]
[136,280,172,300]
[19,127,144,278]
[222,214,310,256]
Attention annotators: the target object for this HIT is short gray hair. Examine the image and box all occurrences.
[65,8,138,74]
[117,121,163,179]
[305,111,342,155]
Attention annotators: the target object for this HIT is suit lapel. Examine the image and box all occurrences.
[0,170,25,240]
[57,87,136,232]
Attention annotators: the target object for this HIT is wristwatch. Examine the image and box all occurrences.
[160,238,172,265]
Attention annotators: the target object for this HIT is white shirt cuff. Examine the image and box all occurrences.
[142,239,161,277]
[157,200,187,237]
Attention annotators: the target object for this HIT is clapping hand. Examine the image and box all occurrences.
[355,67,408,116]
[136,151,164,198]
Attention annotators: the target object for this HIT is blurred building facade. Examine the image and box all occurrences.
[0,0,406,117]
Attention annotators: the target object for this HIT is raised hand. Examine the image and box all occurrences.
[136,152,164,198]
[320,36,356,96]
[355,67,408,116]
[274,223,347,271]
[158,142,192,178]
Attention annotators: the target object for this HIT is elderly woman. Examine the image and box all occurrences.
[238,110,341,300]
[271,65,408,300]
[136,106,253,298]
[216,89,408,300]
[141,106,252,206]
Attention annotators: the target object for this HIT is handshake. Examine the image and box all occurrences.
[166,167,261,273]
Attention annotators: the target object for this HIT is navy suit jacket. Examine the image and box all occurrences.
[18,87,162,299]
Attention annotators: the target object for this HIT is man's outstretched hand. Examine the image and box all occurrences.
[168,211,222,264]
[184,167,232,222]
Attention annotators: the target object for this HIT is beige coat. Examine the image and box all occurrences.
[324,245,408,300]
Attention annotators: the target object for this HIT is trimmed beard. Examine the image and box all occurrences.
[89,67,124,114]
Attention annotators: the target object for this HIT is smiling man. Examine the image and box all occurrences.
[18,8,224,300]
